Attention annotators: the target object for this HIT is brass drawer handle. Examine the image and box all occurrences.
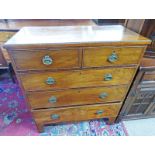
[49,96,57,103]
[96,110,104,115]
[51,114,60,120]
[108,52,118,63]
[42,55,53,65]
[99,92,108,99]
[104,74,112,81]
[46,77,55,85]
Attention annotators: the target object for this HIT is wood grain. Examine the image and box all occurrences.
[32,102,122,125]
[11,49,80,70]
[4,25,151,50]
[0,48,7,68]
[27,85,128,109]
[0,47,11,63]
[36,116,117,132]
[0,31,15,42]
[83,47,144,67]
[3,25,150,132]
[19,67,136,91]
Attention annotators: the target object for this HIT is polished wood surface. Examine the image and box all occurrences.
[83,47,144,67]
[0,31,15,42]
[27,85,128,109]
[4,25,151,50]
[11,49,80,70]
[0,20,94,64]
[19,67,136,91]
[32,103,122,125]
[4,25,150,132]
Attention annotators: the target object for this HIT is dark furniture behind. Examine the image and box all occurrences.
[93,19,125,25]
[0,30,16,81]
[117,19,155,121]
[118,56,155,121]
[141,20,155,52]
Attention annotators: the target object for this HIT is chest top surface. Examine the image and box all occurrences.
[4,25,151,49]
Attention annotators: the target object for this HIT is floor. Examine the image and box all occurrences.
[123,118,155,136]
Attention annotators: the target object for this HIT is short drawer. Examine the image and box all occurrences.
[19,67,136,91]
[27,85,128,109]
[83,47,144,67]
[11,49,80,70]
[32,103,122,124]
[0,31,16,42]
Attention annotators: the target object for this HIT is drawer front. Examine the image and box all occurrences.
[19,67,136,91]
[0,31,16,42]
[27,85,128,109]
[83,47,144,67]
[32,103,122,124]
[11,49,80,70]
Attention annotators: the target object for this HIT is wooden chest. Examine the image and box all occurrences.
[4,25,151,132]
[118,56,155,121]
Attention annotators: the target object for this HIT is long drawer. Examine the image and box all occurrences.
[32,103,122,124]
[19,67,136,91]
[11,49,80,70]
[27,85,128,109]
[83,47,144,67]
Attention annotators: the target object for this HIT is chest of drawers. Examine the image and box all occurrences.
[4,25,151,132]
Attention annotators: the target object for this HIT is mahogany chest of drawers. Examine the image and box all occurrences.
[4,25,151,132]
